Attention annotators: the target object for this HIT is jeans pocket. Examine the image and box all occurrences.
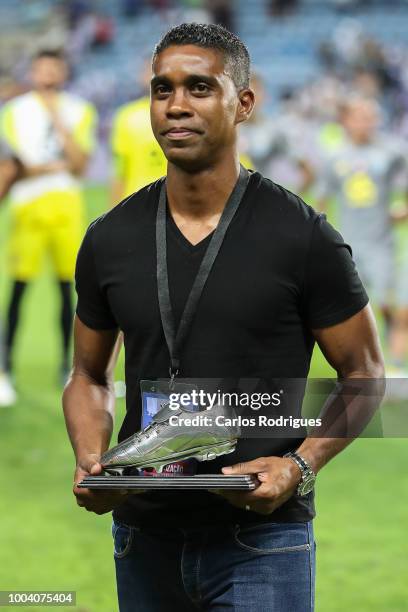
[233,522,312,555]
[112,521,134,559]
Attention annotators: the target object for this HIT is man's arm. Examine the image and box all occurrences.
[219,305,385,514]
[315,196,329,214]
[314,158,336,214]
[51,116,90,176]
[42,94,92,176]
[21,160,70,178]
[63,316,129,514]
[390,147,408,223]
[0,157,23,201]
[297,158,315,194]
[390,188,408,223]
[110,175,126,208]
[295,304,385,473]
[19,140,88,179]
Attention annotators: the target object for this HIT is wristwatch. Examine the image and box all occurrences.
[284,451,316,496]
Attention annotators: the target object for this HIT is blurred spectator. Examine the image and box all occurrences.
[110,59,166,203]
[148,0,172,12]
[268,0,299,17]
[205,0,234,32]
[122,0,144,18]
[181,0,211,23]
[62,0,91,30]
[316,96,408,374]
[239,74,314,194]
[0,49,97,392]
[91,14,115,48]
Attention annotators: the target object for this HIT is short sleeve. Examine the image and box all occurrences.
[75,224,118,330]
[302,215,369,329]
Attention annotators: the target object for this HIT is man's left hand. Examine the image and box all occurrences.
[215,456,302,515]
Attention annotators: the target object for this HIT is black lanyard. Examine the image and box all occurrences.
[156,165,250,383]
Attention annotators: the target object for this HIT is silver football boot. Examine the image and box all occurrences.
[100,401,240,474]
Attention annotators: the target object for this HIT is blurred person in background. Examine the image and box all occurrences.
[239,73,314,195]
[110,59,167,204]
[205,0,234,32]
[0,49,97,395]
[268,0,299,17]
[109,59,167,397]
[316,96,408,374]
[0,141,23,406]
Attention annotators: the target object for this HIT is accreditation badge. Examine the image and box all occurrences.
[139,379,199,476]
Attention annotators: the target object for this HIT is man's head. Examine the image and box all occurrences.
[340,96,380,144]
[150,23,254,171]
[30,49,69,92]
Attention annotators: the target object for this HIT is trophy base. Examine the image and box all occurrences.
[79,473,259,491]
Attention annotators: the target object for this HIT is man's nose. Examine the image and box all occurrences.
[166,89,193,118]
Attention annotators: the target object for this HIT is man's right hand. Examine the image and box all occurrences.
[73,454,131,515]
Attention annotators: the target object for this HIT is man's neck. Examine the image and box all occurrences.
[34,88,60,101]
[166,155,241,221]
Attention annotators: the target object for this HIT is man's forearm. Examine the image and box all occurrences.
[58,129,88,175]
[22,160,69,178]
[110,176,125,207]
[316,198,328,214]
[295,437,352,475]
[298,159,315,194]
[295,374,385,474]
[62,373,115,463]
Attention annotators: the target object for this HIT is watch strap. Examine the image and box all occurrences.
[284,451,316,495]
[286,452,311,474]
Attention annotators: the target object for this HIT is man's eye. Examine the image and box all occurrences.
[155,85,171,96]
[192,83,210,94]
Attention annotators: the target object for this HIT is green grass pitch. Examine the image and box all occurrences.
[0,185,407,611]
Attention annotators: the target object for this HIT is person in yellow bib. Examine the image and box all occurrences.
[110,62,168,204]
[0,49,97,390]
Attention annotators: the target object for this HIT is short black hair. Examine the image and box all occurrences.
[32,49,67,63]
[153,23,250,91]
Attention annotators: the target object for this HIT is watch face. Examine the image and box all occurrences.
[298,474,316,496]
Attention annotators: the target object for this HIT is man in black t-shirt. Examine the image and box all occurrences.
[63,23,384,612]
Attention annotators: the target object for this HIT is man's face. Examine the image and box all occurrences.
[31,57,68,91]
[342,101,378,143]
[150,45,252,171]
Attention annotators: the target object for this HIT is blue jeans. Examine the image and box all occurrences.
[113,519,316,611]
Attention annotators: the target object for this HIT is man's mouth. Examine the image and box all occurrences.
[163,128,201,140]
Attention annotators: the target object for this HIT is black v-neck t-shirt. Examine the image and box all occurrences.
[75,171,368,526]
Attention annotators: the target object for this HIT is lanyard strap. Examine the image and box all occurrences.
[156,165,250,380]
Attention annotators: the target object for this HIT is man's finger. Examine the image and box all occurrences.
[89,462,102,475]
[221,458,268,475]
[80,458,102,475]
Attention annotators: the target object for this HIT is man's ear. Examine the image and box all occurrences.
[236,88,255,125]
